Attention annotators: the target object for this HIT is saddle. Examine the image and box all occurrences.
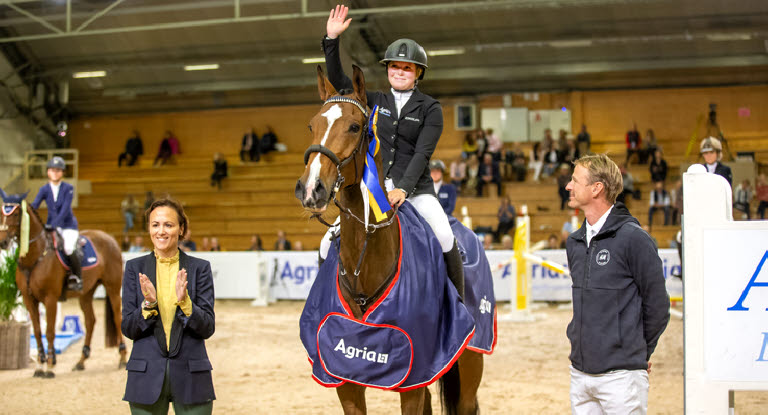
[52,234,99,273]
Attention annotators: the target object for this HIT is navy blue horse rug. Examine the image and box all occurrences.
[300,202,496,391]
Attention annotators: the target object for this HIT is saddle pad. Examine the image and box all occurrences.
[317,313,413,389]
[450,216,497,354]
[300,202,476,391]
[55,236,99,271]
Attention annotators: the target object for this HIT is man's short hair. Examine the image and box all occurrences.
[574,153,623,204]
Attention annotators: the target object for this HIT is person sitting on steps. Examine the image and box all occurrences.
[32,156,82,292]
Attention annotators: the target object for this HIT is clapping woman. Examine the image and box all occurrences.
[121,198,215,414]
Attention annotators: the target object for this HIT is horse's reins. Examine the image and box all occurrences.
[302,95,400,310]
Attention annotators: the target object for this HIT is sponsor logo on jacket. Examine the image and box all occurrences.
[334,338,389,364]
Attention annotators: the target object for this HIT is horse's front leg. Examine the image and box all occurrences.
[336,383,367,415]
[399,387,426,415]
[43,295,58,378]
[23,295,46,377]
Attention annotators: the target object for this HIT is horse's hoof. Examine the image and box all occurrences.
[44,371,55,378]
[33,369,45,378]
[73,362,85,371]
[118,361,127,369]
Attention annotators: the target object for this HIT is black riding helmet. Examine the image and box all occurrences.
[380,39,428,80]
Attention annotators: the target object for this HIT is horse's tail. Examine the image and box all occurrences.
[104,294,119,347]
[439,362,461,415]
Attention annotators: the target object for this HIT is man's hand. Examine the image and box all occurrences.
[326,5,351,39]
[647,361,652,374]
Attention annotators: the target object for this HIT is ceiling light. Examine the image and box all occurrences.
[302,57,326,64]
[184,64,219,71]
[72,71,106,78]
[549,39,592,48]
[427,48,466,57]
[705,33,752,42]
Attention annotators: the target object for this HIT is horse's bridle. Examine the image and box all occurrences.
[301,95,400,310]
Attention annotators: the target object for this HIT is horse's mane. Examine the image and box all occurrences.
[337,88,355,96]
[26,202,44,226]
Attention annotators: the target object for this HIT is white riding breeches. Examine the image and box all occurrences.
[569,365,649,415]
[58,228,79,256]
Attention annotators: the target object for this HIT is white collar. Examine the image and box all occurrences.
[586,205,613,246]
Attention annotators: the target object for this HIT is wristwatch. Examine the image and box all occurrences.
[143,299,158,310]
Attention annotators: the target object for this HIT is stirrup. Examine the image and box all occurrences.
[67,276,82,291]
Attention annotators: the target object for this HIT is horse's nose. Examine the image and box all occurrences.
[296,178,328,209]
[295,179,306,202]
[312,181,328,207]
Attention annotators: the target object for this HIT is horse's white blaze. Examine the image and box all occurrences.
[306,104,343,201]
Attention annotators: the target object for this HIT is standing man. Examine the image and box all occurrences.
[564,154,670,414]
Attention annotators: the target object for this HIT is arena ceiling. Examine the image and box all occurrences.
[1,0,767,115]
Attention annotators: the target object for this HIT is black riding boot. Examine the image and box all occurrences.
[67,251,83,292]
[444,241,465,300]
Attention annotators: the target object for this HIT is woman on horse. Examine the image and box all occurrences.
[31,156,81,291]
[121,198,215,414]
[322,5,464,297]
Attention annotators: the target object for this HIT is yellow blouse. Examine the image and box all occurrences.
[142,250,192,350]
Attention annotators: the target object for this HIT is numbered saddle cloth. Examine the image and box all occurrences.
[300,202,477,391]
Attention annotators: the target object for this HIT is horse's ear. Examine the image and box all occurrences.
[20,190,29,201]
[351,65,367,107]
[316,65,337,101]
[0,187,6,202]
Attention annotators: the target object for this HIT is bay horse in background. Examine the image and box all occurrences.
[0,190,126,378]
[295,65,484,415]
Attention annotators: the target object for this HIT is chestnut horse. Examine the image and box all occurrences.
[0,190,126,378]
[296,65,483,415]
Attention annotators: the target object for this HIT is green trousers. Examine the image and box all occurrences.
[129,361,213,415]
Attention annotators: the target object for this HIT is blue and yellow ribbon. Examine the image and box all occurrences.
[363,105,392,222]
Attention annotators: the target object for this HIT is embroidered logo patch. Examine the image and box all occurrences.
[596,249,611,266]
[378,107,391,117]
[404,116,420,122]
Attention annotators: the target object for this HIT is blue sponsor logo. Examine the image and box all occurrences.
[279,260,319,285]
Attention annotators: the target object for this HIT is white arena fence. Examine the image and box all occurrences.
[95,249,683,303]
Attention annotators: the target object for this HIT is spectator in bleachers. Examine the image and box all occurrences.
[121,235,131,252]
[142,191,154,229]
[200,237,211,252]
[465,154,480,194]
[617,163,639,204]
[483,233,493,251]
[670,179,683,225]
[505,143,527,182]
[293,241,304,251]
[641,129,658,164]
[210,152,228,190]
[625,123,641,165]
[501,234,514,249]
[495,196,516,242]
[699,136,732,186]
[648,181,671,229]
[649,149,668,184]
[180,229,197,252]
[557,164,572,210]
[260,126,278,155]
[118,130,143,167]
[477,153,502,197]
[542,140,559,179]
[756,174,768,220]
[547,234,559,250]
[556,129,569,162]
[274,229,291,250]
[153,130,180,166]
[542,128,554,150]
[248,234,264,251]
[561,209,579,245]
[475,129,488,159]
[209,237,222,251]
[576,124,591,154]
[529,141,545,182]
[449,155,467,193]
[120,194,140,232]
[430,160,456,216]
[485,128,503,161]
[733,179,753,220]
[240,128,260,163]
[461,132,477,159]
[128,236,145,253]
[562,136,580,165]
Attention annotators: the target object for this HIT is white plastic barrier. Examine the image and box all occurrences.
[683,166,768,413]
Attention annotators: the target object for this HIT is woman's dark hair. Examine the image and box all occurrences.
[145,197,189,239]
